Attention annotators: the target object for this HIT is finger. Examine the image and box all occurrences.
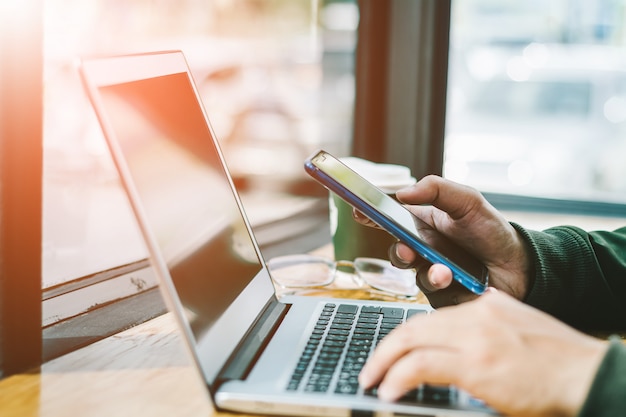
[415,264,453,295]
[376,348,463,401]
[388,243,475,305]
[352,208,380,228]
[359,318,429,389]
[360,309,471,388]
[396,175,482,221]
[427,263,454,290]
[484,286,499,294]
[415,269,439,295]
[388,242,421,269]
[425,279,480,308]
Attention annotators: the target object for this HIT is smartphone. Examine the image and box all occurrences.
[304,150,489,295]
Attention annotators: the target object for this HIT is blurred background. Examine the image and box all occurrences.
[42,0,626,294]
[445,0,626,200]
[43,0,358,291]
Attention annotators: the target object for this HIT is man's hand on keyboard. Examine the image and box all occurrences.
[358,290,608,417]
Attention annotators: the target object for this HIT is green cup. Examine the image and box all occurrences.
[330,157,416,262]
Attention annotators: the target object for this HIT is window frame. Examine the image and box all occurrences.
[353,0,450,179]
[0,0,44,376]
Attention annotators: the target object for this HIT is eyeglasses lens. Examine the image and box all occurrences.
[353,258,418,297]
[267,255,335,288]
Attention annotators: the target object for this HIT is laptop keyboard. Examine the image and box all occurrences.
[286,303,456,405]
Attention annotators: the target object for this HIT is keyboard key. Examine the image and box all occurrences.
[381,307,405,319]
[422,384,456,405]
[337,304,359,314]
[407,309,427,319]
[335,381,359,395]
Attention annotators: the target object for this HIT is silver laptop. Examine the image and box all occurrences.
[79,50,496,417]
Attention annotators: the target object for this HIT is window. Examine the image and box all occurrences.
[445,0,626,203]
[42,0,357,354]
[351,0,626,231]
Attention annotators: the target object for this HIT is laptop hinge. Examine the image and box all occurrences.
[217,298,291,384]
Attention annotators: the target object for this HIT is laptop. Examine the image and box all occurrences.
[78,50,497,417]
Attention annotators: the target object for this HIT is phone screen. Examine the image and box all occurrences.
[305,150,488,294]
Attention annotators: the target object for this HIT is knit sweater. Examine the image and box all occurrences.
[513,224,626,416]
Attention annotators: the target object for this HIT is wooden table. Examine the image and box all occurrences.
[0,285,428,417]
[0,313,215,417]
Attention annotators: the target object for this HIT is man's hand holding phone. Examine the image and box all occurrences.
[358,174,533,307]
[306,150,500,298]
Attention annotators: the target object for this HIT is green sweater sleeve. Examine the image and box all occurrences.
[511,225,626,415]
[577,336,626,417]
[512,224,626,330]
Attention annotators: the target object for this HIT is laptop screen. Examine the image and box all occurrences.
[82,53,276,386]
[99,71,262,327]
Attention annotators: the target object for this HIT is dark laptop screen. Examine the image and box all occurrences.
[98,72,263,338]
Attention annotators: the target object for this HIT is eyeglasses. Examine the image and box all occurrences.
[266,254,419,298]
